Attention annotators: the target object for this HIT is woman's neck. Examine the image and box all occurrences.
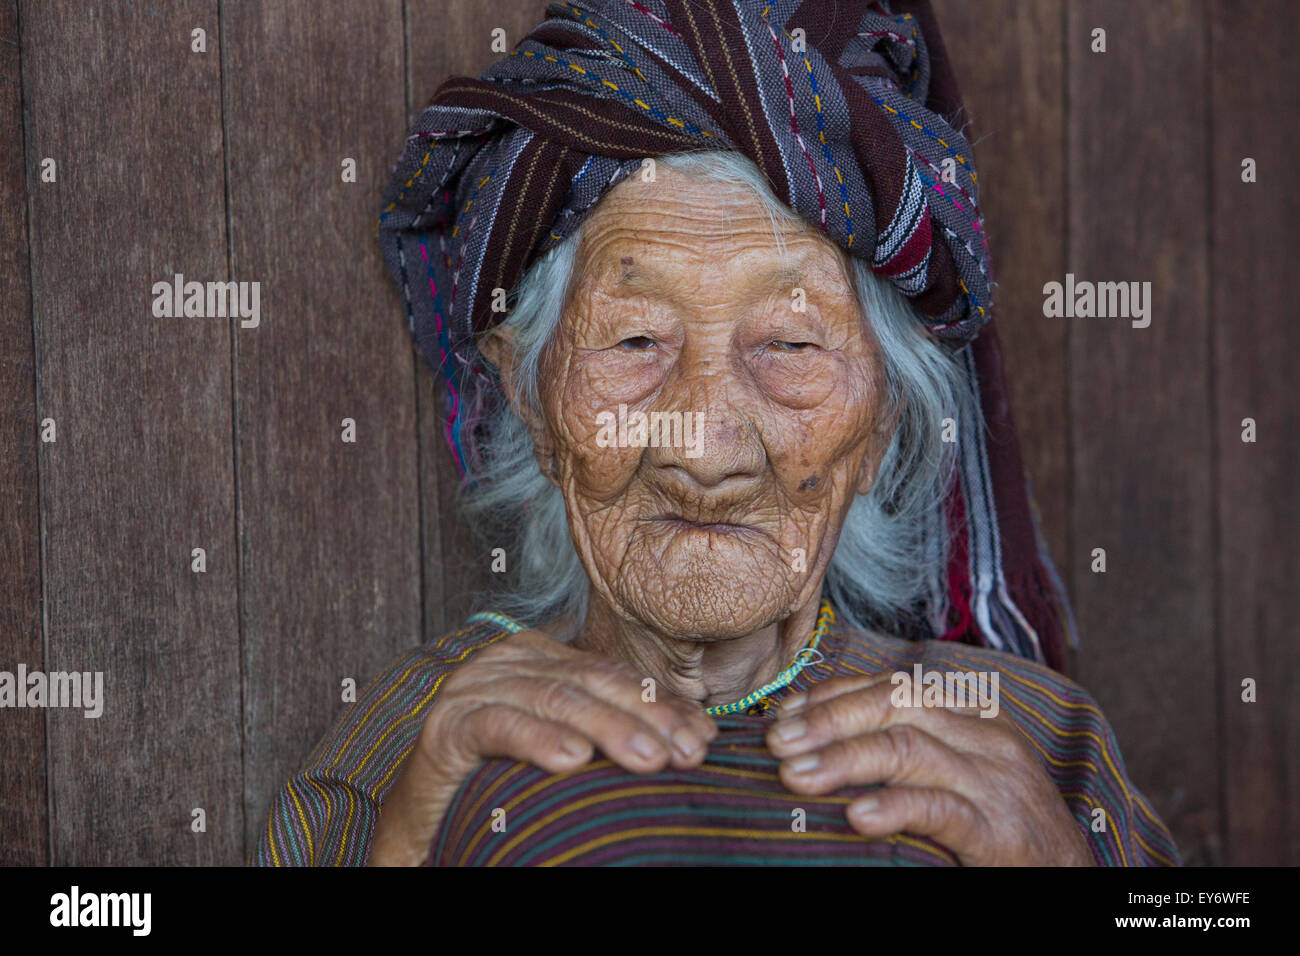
[569,594,823,708]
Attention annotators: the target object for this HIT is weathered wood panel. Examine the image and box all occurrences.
[1068,0,1218,864]
[221,0,423,856]
[933,0,1071,662]
[0,0,46,866]
[22,0,242,864]
[1211,0,1299,865]
[406,0,544,639]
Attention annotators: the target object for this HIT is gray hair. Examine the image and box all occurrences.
[457,149,976,640]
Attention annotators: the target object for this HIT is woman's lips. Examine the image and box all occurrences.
[653,515,756,535]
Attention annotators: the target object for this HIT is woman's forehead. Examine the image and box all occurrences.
[590,166,803,235]
[576,193,849,289]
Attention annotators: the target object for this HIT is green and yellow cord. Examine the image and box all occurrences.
[706,600,834,716]
[465,600,835,718]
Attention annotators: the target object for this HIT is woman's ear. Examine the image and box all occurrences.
[477,324,509,374]
[856,399,900,497]
[478,324,560,485]
[479,325,529,421]
[855,447,878,497]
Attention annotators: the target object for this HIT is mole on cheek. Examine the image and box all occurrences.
[621,256,634,265]
[798,475,820,492]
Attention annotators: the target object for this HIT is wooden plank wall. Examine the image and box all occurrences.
[220,0,421,859]
[1209,3,1298,866]
[1,0,1293,866]
[18,0,242,865]
[1068,0,1220,864]
[0,0,44,868]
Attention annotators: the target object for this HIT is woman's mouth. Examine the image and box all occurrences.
[653,515,757,535]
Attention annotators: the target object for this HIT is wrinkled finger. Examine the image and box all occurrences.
[535,657,718,754]
[845,786,988,861]
[778,674,892,717]
[779,723,972,795]
[505,676,699,772]
[459,703,594,774]
[769,678,990,758]
[782,667,1000,722]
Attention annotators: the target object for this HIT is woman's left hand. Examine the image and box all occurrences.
[766,674,1096,866]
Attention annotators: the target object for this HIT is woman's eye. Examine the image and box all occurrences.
[768,340,815,352]
[617,335,655,351]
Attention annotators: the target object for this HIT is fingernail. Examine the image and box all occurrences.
[789,753,819,774]
[782,694,806,714]
[672,727,700,758]
[630,732,660,760]
[774,718,807,743]
[561,739,588,759]
[851,797,879,817]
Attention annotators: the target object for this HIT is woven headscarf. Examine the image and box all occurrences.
[378,0,1077,669]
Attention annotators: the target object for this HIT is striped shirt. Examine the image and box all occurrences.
[251,609,1179,866]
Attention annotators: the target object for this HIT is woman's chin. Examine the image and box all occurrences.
[614,561,796,639]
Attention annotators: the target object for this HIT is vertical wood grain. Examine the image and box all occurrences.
[22,0,241,864]
[221,0,422,856]
[406,0,543,639]
[932,0,1071,661]
[1068,0,1218,864]
[0,0,46,866]
[1210,0,1298,865]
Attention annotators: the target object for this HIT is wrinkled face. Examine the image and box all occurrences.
[509,164,892,639]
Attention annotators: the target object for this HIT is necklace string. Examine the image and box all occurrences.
[705,600,834,716]
[467,600,836,717]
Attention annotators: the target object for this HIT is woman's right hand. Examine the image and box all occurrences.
[367,628,718,865]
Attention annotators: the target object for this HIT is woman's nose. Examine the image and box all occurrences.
[642,356,766,489]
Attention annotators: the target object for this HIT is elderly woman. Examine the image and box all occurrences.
[253,0,1177,866]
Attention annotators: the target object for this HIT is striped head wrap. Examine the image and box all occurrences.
[378,0,1078,668]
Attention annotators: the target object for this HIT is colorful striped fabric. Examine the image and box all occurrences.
[251,608,1179,866]
[432,716,958,866]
